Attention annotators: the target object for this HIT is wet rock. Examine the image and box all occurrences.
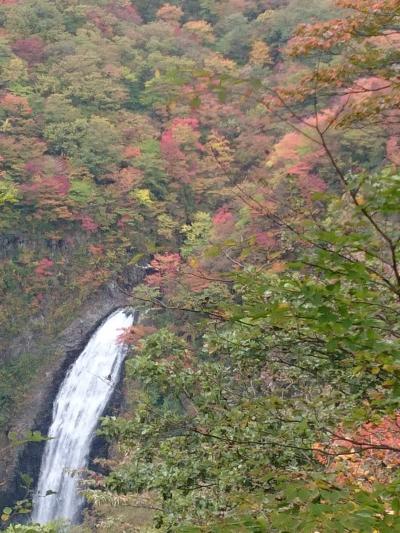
[0,267,146,510]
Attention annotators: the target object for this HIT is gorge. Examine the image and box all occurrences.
[31,309,134,525]
[1,1,399,531]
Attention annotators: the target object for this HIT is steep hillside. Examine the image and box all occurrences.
[1,0,400,532]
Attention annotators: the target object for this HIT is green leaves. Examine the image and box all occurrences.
[1,508,12,522]
[101,161,400,531]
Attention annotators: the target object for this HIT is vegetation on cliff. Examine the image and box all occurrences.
[1,0,400,532]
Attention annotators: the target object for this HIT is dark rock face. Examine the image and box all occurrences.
[0,268,145,510]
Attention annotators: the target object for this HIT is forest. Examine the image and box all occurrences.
[0,0,400,531]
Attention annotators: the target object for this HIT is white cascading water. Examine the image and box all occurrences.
[31,308,134,525]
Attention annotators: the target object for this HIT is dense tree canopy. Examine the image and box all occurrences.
[1,0,400,532]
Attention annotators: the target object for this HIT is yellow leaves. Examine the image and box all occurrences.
[183,20,215,43]
[381,363,400,375]
[250,40,273,66]
[157,213,176,240]
[1,118,11,132]
[256,10,274,24]
[0,178,20,206]
[172,121,198,145]
[355,194,366,205]
[133,188,153,206]
[204,53,237,75]
[4,57,29,84]
[187,256,199,268]
[206,131,234,166]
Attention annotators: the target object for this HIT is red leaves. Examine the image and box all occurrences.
[21,157,71,198]
[161,129,183,162]
[35,258,54,277]
[161,117,201,183]
[105,1,141,24]
[161,117,200,158]
[212,207,234,226]
[171,117,199,130]
[387,137,400,165]
[146,253,181,288]
[297,173,327,197]
[80,215,98,233]
[12,36,45,64]
[254,231,277,249]
[22,174,70,197]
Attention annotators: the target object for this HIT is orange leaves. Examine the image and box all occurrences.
[183,20,215,43]
[117,324,156,346]
[1,93,31,115]
[288,18,356,56]
[267,128,327,198]
[337,0,400,13]
[180,265,213,293]
[249,40,272,66]
[267,261,287,274]
[269,131,310,164]
[284,0,400,140]
[156,4,183,23]
[315,414,400,488]
[145,253,214,295]
[287,0,400,57]
[113,166,143,193]
[88,244,105,256]
[123,146,141,159]
[146,253,182,288]
[75,268,110,290]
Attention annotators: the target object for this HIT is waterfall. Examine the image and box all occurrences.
[31,308,134,525]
